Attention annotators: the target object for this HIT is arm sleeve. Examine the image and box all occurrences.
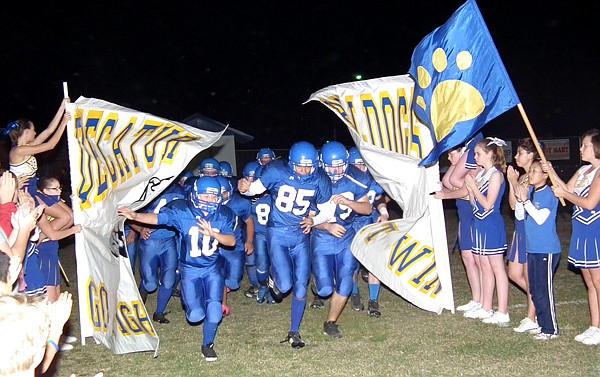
[311,200,335,226]
[242,180,267,197]
[514,201,525,221]
[523,201,551,225]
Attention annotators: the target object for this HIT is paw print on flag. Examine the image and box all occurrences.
[414,48,484,143]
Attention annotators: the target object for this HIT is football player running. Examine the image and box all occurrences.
[119,177,235,363]
[312,142,373,338]
[238,141,333,348]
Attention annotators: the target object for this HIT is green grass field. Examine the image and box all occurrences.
[48,208,600,377]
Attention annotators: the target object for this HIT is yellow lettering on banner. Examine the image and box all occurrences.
[388,234,438,297]
[87,277,109,332]
[116,301,156,337]
[364,222,398,244]
[74,110,200,210]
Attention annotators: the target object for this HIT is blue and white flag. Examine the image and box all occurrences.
[409,0,520,166]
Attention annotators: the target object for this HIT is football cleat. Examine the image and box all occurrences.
[153,312,170,324]
[201,343,218,362]
[281,331,305,348]
[323,321,342,338]
[368,300,381,318]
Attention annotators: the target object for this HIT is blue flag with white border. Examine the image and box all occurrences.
[409,0,520,166]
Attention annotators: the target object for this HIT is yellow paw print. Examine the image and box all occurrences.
[415,48,484,142]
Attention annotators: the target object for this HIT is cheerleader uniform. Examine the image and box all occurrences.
[471,167,507,255]
[9,154,38,197]
[568,165,600,268]
[35,191,62,287]
[456,197,474,250]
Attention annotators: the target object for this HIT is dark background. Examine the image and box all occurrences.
[1,1,598,154]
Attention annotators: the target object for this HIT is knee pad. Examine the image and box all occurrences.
[206,301,223,323]
[186,307,205,323]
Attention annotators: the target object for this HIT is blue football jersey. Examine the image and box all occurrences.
[258,161,332,229]
[251,193,272,236]
[157,200,235,268]
[222,192,251,247]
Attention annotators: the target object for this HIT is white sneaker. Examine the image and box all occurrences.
[513,317,540,333]
[482,311,510,326]
[581,330,600,345]
[464,308,493,319]
[456,300,481,312]
[533,333,558,341]
[63,335,77,344]
[575,326,599,342]
[59,343,74,351]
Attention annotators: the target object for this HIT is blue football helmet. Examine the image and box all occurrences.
[320,141,348,183]
[191,176,222,214]
[288,141,319,179]
[348,147,364,166]
[243,161,261,180]
[215,176,233,205]
[199,158,221,177]
[219,161,233,178]
[257,147,276,165]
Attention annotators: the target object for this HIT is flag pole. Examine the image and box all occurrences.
[516,103,566,206]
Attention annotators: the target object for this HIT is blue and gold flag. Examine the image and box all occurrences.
[409,0,520,166]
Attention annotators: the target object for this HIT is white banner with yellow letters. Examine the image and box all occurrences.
[66,97,225,354]
[307,75,454,313]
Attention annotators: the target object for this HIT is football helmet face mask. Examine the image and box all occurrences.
[288,141,318,181]
[256,148,276,165]
[320,141,348,183]
[190,177,222,214]
[243,161,261,181]
[199,158,221,177]
[219,161,233,178]
[216,176,233,205]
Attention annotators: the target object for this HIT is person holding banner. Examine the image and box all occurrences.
[237,141,333,348]
[34,177,82,303]
[542,129,600,345]
[119,176,236,362]
[434,135,483,314]
[506,138,540,333]
[463,138,510,326]
[311,141,372,337]
[6,99,74,232]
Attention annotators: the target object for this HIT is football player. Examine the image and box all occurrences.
[238,141,333,348]
[311,142,372,337]
[118,176,235,362]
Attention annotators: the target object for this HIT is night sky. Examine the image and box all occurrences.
[1,1,598,151]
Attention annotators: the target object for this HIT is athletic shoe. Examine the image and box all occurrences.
[222,304,230,317]
[244,285,259,298]
[533,333,558,341]
[257,285,268,304]
[575,326,600,342]
[310,296,325,309]
[153,312,170,324]
[171,288,181,298]
[482,311,510,326]
[201,343,218,362]
[139,285,148,304]
[456,300,481,312]
[463,308,493,319]
[360,268,369,283]
[268,276,284,302]
[63,335,77,344]
[350,294,364,311]
[367,300,381,318]
[581,330,600,345]
[513,317,539,333]
[59,343,74,351]
[281,331,305,348]
[323,321,342,338]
